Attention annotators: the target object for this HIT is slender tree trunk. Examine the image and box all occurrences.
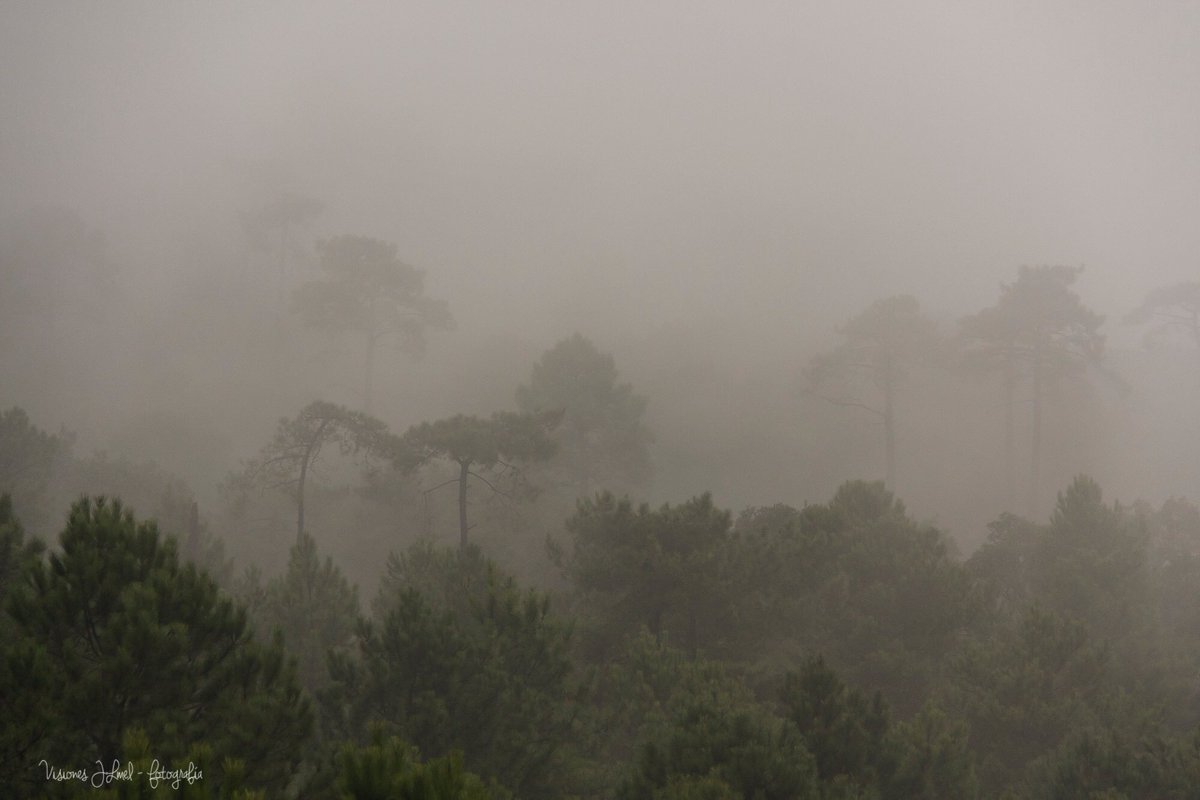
[688,605,698,661]
[1003,352,1016,512]
[272,221,290,381]
[298,418,332,541]
[1030,348,1043,517]
[649,607,663,645]
[573,421,590,499]
[364,332,376,414]
[186,500,200,560]
[297,453,308,541]
[277,222,288,313]
[1190,315,1200,375]
[882,363,896,491]
[458,459,471,549]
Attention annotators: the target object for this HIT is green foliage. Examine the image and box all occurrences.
[395,410,561,473]
[942,605,1113,795]
[337,727,500,800]
[0,493,43,608]
[1037,477,1148,640]
[561,492,740,659]
[889,706,978,800]
[371,539,492,622]
[575,632,760,793]
[618,701,819,800]
[807,295,942,398]
[1044,724,1200,800]
[959,265,1106,514]
[0,495,54,790]
[0,406,72,530]
[228,400,397,540]
[738,482,978,711]
[806,295,942,489]
[393,410,560,547]
[64,727,266,799]
[292,235,452,410]
[294,235,452,349]
[260,531,360,693]
[0,497,311,796]
[326,543,577,798]
[966,512,1042,618]
[37,443,233,588]
[781,657,894,791]
[1140,497,1200,729]
[516,333,653,496]
[156,481,233,588]
[616,649,979,800]
[966,476,1154,701]
[961,266,1105,366]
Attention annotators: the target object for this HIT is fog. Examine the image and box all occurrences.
[3,1,1199,562]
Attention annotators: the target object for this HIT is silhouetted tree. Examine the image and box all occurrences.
[394,411,559,549]
[241,190,323,314]
[230,400,396,541]
[337,727,500,800]
[293,236,452,412]
[1,497,311,796]
[261,531,360,693]
[618,700,818,800]
[942,605,1112,794]
[516,334,653,497]
[326,544,575,798]
[960,266,1104,514]
[0,407,72,531]
[781,656,894,791]
[1127,280,1200,373]
[559,492,738,659]
[807,295,940,491]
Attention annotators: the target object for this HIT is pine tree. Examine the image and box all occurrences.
[261,531,360,693]
[1,497,311,796]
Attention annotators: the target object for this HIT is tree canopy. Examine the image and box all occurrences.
[293,235,452,411]
[807,294,941,491]
[394,410,560,548]
[229,400,397,540]
[0,497,311,797]
[960,265,1105,514]
[516,334,653,497]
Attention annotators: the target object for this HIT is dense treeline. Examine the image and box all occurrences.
[4,463,1200,797]
[4,228,1200,797]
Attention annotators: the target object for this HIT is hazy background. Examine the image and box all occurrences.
[2,1,1198,563]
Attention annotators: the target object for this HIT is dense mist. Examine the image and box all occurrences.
[3,5,1200,796]
[4,3,1198,542]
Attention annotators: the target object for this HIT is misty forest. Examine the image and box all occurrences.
[4,4,1200,799]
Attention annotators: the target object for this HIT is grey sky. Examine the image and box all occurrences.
[4,3,1197,339]
[3,2,1198,530]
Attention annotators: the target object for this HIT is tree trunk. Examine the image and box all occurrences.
[364,332,376,414]
[277,222,288,312]
[1030,348,1043,517]
[272,221,289,379]
[573,421,591,499]
[458,459,471,550]
[186,501,200,561]
[1003,351,1016,512]
[297,452,308,542]
[688,605,698,661]
[297,418,332,541]
[882,361,896,491]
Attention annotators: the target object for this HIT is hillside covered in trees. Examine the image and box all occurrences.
[5,3,1200,798]
[4,304,1200,798]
